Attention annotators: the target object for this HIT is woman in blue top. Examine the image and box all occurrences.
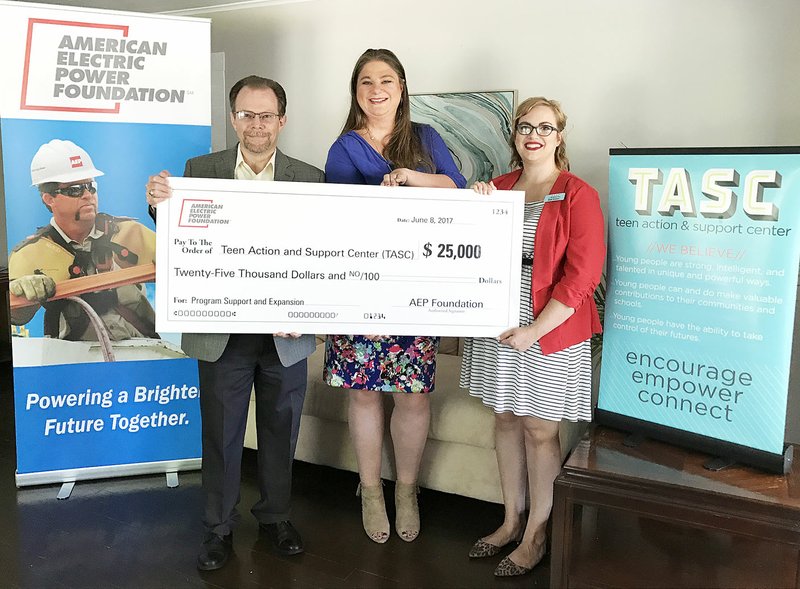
[324,48,466,544]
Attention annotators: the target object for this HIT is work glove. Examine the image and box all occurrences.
[9,273,56,302]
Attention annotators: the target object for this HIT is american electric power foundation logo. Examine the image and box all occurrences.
[179,200,230,228]
[20,18,186,114]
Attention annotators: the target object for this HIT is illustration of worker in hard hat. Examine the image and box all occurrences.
[9,139,158,341]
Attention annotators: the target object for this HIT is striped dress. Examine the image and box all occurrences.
[459,201,592,421]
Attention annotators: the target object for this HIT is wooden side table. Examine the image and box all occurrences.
[551,426,800,588]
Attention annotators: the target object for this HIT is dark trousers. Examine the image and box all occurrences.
[198,334,307,536]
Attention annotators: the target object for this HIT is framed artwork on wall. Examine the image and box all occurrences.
[409,90,516,185]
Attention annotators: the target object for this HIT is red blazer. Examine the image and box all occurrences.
[493,169,606,354]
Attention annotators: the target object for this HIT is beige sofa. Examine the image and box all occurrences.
[244,337,584,504]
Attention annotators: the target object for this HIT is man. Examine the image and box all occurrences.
[10,139,156,342]
[146,76,323,571]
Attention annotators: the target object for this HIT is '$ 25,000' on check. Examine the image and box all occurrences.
[155,178,524,337]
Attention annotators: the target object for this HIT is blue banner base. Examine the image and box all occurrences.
[595,408,789,474]
[15,457,201,487]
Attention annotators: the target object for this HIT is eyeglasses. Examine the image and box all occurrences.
[233,110,282,122]
[516,122,560,137]
[52,182,97,197]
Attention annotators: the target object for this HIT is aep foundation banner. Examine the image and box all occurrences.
[0,1,211,485]
[598,148,800,463]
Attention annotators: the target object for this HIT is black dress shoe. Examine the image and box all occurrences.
[259,520,304,555]
[197,531,233,571]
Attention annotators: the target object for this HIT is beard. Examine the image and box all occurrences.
[243,132,274,154]
[74,204,97,222]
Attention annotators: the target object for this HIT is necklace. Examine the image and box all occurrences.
[363,127,387,145]
[361,128,389,168]
[360,128,391,170]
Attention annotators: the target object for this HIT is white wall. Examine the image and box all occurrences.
[195,0,800,207]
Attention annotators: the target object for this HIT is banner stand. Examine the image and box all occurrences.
[56,482,74,500]
[596,409,791,474]
[54,468,187,499]
[16,457,202,488]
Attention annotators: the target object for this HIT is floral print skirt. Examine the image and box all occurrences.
[323,335,438,393]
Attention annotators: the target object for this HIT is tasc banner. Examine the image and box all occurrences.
[598,148,800,469]
[0,1,211,485]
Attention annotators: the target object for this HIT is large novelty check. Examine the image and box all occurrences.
[155,178,524,336]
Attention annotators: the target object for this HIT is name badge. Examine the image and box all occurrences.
[544,192,566,203]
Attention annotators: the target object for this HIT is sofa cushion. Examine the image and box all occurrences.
[428,353,495,450]
[439,336,460,355]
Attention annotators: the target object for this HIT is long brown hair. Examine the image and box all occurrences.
[509,96,570,171]
[341,48,432,172]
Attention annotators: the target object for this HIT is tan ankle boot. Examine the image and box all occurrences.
[357,482,389,543]
[394,482,420,542]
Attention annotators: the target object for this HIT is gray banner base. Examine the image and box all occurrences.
[15,458,202,487]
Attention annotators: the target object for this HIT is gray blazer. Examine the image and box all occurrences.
[179,146,324,366]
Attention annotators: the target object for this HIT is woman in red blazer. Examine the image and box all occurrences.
[460,97,605,577]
